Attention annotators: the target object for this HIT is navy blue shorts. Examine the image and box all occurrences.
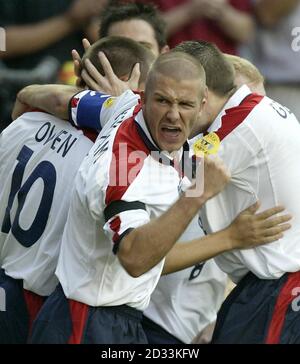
[30,284,148,344]
[142,315,183,344]
[212,271,300,344]
[0,269,45,344]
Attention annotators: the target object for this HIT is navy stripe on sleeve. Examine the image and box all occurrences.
[104,200,146,223]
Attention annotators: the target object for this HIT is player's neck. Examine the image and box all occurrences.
[208,92,230,125]
[189,92,232,138]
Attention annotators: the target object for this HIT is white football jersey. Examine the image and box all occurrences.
[0,112,94,295]
[198,85,300,282]
[69,88,227,337]
[144,215,227,343]
[56,105,192,311]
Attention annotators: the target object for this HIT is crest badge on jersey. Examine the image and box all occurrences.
[193,132,220,157]
[103,98,115,108]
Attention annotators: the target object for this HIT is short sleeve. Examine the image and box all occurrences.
[103,200,151,254]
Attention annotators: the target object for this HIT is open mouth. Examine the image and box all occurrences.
[161,126,182,134]
[160,126,183,145]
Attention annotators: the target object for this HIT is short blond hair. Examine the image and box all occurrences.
[145,51,207,99]
[225,54,265,95]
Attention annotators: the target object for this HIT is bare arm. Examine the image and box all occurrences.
[161,0,227,36]
[161,2,195,36]
[162,224,235,275]
[12,52,140,122]
[15,84,80,120]
[254,0,300,27]
[217,3,255,44]
[1,16,76,59]
[1,0,106,59]
[162,0,255,43]
[118,156,231,277]
[119,195,206,278]
[162,203,291,274]
[13,51,140,121]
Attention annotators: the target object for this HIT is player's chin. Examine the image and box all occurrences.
[158,134,186,153]
[160,141,184,153]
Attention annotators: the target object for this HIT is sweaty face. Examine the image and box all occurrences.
[107,19,160,57]
[143,74,203,153]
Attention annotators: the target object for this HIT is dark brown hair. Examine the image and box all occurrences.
[99,2,167,50]
[174,41,236,97]
[82,36,155,85]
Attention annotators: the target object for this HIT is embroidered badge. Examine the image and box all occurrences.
[103,98,115,108]
[193,132,220,156]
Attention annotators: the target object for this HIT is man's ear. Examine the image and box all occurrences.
[201,86,208,109]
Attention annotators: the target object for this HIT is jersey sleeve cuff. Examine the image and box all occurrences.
[68,90,84,127]
[112,228,134,255]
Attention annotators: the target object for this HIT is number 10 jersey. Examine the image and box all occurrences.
[0,112,94,296]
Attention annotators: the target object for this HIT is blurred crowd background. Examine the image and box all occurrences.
[1,0,299,132]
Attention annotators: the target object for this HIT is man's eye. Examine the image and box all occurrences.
[181,102,193,108]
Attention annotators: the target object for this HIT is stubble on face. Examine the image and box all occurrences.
[142,54,206,152]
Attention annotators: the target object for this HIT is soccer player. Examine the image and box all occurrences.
[16,52,292,344]
[191,54,266,344]
[141,53,268,345]
[176,40,300,344]
[70,48,266,342]
[26,51,223,344]
[0,110,94,344]
[0,36,155,344]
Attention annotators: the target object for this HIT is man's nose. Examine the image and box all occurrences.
[166,104,180,122]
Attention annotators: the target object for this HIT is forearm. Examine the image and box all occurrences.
[17,84,80,120]
[83,18,100,44]
[162,228,232,274]
[217,5,255,43]
[162,3,194,36]
[119,155,231,277]
[254,0,299,27]
[1,15,76,59]
[163,200,294,274]
[118,195,206,277]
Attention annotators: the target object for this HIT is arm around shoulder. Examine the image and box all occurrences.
[16,84,80,120]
